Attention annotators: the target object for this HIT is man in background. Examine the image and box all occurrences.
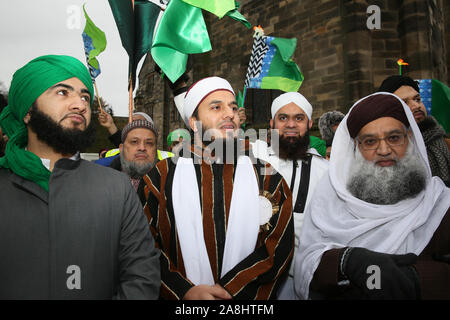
[379,75,449,186]
[251,92,329,299]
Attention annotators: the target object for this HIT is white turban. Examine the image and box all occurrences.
[132,112,154,124]
[271,92,313,120]
[183,76,235,126]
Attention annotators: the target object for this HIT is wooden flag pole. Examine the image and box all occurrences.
[93,81,104,114]
[128,75,134,123]
[128,0,135,124]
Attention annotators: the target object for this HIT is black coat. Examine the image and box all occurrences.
[0,158,160,299]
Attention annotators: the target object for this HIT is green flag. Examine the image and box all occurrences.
[108,0,160,89]
[182,0,251,28]
[260,37,304,92]
[245,35,304,92]
[181,0,235,18]
[236,90,244,108]
[226,6,251,29]
[151,0,211,83]
[431,79,450,133]
[82,4,106,79]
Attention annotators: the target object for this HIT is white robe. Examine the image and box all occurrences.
[251,140,329,299]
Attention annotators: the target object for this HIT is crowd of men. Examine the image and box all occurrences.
[0,54,448,300]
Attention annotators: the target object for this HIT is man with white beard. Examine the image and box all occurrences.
[347,134,426,205]
[109,118,158,205]
[294,92,450,300]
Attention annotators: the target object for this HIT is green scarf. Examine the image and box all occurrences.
[0,55,94,192]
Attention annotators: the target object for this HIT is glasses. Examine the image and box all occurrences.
[357,133,407,150]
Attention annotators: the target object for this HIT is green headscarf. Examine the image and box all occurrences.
[0,55,94,192]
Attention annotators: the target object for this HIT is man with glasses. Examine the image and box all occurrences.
[294,93,450,300]
[378,75,449,186]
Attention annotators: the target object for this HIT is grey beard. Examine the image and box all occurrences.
[120,153,155,179]
[347,142,427,205]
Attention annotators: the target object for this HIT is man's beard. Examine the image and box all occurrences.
[195,123,242,163]
[347,141,427,205]
[275,129,310,161]
[120,153,155,179]
[28,104,95,155]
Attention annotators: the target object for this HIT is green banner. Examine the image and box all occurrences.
[151,0,211,83]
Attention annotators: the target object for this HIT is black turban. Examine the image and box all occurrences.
[347,94,409,138]
[378,75,420,94]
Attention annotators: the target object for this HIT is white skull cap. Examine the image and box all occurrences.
[183,76,235,126]
[271,92,313,120]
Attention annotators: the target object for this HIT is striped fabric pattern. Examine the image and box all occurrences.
[143,144,295,300]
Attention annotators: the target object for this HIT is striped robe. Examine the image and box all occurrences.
[143,143,294,300]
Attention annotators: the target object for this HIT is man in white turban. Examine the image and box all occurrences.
[294,92,450,300]
[251,92,329,299]
[143,76,295,300]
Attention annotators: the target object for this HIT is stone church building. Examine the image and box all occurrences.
[133,0,450,150]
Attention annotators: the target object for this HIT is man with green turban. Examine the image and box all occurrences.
[0,55,160,299]
[167,128,191,151]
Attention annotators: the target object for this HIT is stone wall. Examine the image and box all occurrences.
[134,0,449,150]
[442,0,450,84]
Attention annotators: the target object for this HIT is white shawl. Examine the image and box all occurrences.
[172,155,260,285]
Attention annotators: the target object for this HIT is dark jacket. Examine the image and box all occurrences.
[0,158,160,299]
[311,207,450,300]
[418,116,450,186]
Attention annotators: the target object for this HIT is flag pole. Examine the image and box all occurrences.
[128,76,134,123]
[93,81,104,114]
[242,85,248,106]
[128,0,135,124]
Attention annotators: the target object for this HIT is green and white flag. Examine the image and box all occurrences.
[245,35,304,92]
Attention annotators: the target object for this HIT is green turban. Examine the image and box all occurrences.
[309,135,327,158]
[167,128,191,148]
[0,55,94,192]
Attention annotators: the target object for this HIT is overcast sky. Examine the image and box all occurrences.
[0,0,137,117]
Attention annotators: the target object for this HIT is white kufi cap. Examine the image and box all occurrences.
[183,76,234,126]
[271,92,313,120]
